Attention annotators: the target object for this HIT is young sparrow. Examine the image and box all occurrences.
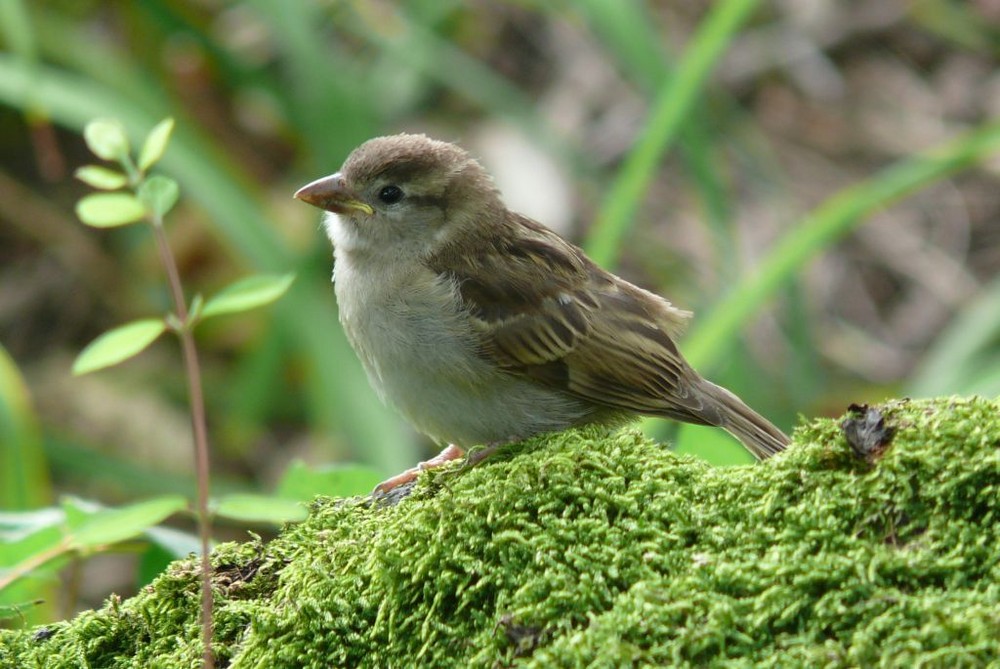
[295,133,788,492]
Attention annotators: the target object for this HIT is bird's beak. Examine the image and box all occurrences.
[293,173,374,216]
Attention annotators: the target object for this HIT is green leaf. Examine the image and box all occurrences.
[68,496,187,549]
[0,517,63,567]
[0,345,50,511]
[138,117,174,172]
[138,175,179,219]
[74,165,128,190]
[144,525,201,559]
[72,318,166,375]
[214,494,307,524]
[276,460,383,500]
[0,520,67,594]
[673,424,754,466]
[137,542,175,587]
[82,118,129,161]
[188,293,205,323]
[0,601,45,622]
[0,507,64,542]
[201,273,295,320]
[60,496,96,530]
[75,193,147,228]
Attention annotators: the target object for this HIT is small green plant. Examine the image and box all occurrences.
[0,116,385,650]
[72,118,296,374]
[72,117,292,668]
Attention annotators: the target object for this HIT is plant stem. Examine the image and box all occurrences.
[151,219,214,669]
[180,328,214,669]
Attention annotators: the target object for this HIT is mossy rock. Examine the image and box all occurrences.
[2,397,999,668]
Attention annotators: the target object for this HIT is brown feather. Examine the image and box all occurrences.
[427,211,703,417]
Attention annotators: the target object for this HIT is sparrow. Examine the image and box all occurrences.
[295,133,788,492]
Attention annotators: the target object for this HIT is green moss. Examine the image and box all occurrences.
[3,397,999,667]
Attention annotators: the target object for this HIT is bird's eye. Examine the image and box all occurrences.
[378,185,404,204]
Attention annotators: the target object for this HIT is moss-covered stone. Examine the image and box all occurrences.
[3,397,999,668]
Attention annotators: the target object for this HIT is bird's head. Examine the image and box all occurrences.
[295,133,502,256]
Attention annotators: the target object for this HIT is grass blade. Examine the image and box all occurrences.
[683,119,1000,370]
[584,0,761,267]
[909,273,1000,397]
[0,345,51,510]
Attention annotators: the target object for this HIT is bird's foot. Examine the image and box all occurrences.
[372,444,466,495]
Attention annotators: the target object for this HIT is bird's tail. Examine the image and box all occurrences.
[696,379,789,459]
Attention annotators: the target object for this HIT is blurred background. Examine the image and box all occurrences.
[1,0,999,622]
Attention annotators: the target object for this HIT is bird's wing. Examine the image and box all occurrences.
[429,214,708,419]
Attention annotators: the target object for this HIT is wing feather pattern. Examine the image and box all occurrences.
[428,214,708,421]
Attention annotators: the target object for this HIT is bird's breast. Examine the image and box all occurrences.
[335,259,477,375]
[334,256,486,411]
[331,253,595,445]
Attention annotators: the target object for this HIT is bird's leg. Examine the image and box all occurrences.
[373,444,466,494]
